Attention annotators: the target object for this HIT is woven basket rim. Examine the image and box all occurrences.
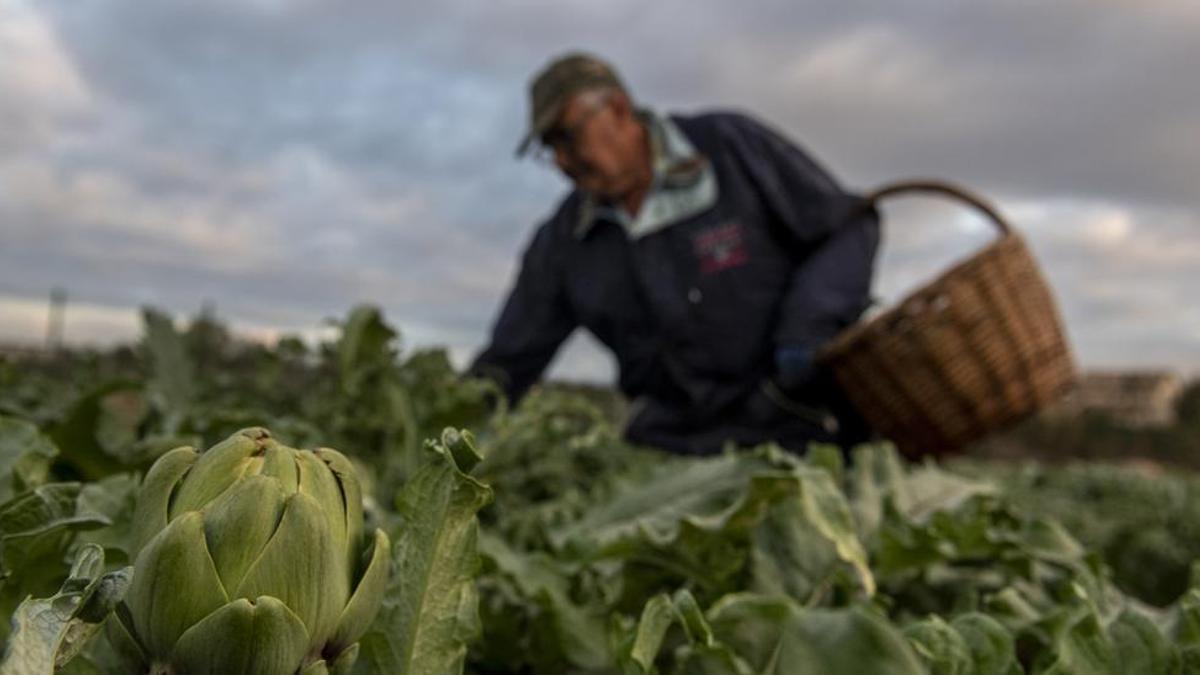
[820,231,1030,361]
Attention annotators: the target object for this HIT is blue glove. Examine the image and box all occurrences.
[774,345,817,391]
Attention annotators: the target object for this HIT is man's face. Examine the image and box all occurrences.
[543,90,644,199]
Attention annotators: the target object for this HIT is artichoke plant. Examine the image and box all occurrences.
[109,428,391,675]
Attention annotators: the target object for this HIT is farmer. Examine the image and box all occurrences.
[469,51,880,455]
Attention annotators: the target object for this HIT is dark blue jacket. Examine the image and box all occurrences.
[471,111,879,453]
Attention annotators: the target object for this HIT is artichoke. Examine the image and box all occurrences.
[109,428,391,675]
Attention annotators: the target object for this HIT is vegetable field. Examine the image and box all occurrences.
[2,306,1199,674]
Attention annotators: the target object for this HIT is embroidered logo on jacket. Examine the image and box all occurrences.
[692,222,749,274]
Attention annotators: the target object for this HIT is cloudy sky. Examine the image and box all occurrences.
[2,0,1198,380]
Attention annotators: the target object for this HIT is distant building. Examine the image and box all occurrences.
[1046,371,1184,427]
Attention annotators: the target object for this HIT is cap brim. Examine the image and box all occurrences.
[514,131,537,158]
[514,101,564,158]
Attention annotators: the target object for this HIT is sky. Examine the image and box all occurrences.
[2,0,1198,380]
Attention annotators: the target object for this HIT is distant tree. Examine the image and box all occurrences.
[276,335,308,360]
[1176,380,1200,429]
[185,302,232,368]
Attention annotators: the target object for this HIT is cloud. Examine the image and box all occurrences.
[2,0,1197,381]
[0,2,93,149]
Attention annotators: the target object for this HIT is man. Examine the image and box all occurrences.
[469,52,879,455]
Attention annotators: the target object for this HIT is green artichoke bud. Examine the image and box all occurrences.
[112,428,391,675]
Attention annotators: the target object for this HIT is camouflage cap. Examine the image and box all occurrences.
[515,52,627,157]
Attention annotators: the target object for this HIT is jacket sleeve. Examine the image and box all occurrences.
[468,223,577,404]
[720,113,880,349]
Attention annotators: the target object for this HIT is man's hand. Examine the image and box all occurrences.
[774,344,818,392]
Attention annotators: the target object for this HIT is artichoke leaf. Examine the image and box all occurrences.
[125,512,230,658]
[294,644,358,675]
[258,442,299,494]
[200,474,287,595]
[170,596,309,675]
[328,643,359,675]
[315,448,364,575]
[129,445,199,554]
[329,528,391,653]
[169,430,265,517]
[105,606,149,673]
[299,661,331,675]
[233,492,347,654]
[296,450,348,562]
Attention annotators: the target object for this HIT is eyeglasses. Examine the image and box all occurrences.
[532,94,611,164]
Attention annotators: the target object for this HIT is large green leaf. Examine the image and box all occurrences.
[0,544,132,675]
[792,466,873,597]
[750,497,842,606]
[476,531,610,670]
[628,593,680,671]
[548,452,772,555]
[780,604,927,675]
[904,613,1020,675]
[1107,609,1181,674]
[141,308,196,429]
[1,483,111,578]
[848,443,908,539]
[848,445,995,538]
[74,474,140,566]
[0,417,57,504]
[904,615,973,673]
[951,613,1021,674]
[1036,608,1117,675]
[336,306,398,396]
[46,382,141,480]
[551,448,873,601]
[0,483,113,643]
[703,594,926,675]
[355,432,492,674]
[895,464,997,525]
[1172,589,1200,670]
[620,589,737,673]
[750,466,875,603]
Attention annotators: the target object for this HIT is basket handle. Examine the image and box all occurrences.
[860,179,1012,236]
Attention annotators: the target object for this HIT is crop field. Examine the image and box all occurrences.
[1,306,1199,674]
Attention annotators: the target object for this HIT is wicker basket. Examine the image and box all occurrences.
[818,180,1076,458]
